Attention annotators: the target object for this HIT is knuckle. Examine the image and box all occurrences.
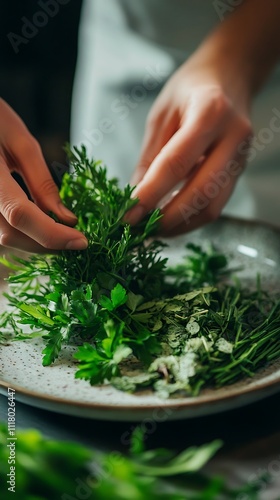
[39,177,59,197]
[208,89,232,119]
[18,135,41,157]
[36,227,56,249]
[3,201,28,229]
[37,222,58,250]
[39,236,54,249]
[0,232,11,247]
[190,88,232,134]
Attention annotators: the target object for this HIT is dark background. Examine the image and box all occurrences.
[0,0,83,165]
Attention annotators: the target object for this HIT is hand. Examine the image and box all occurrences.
[125,53,253,236]
[0,99,88,252]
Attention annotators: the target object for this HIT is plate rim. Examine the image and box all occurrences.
[1,368,280,412]
[1,215,280,414]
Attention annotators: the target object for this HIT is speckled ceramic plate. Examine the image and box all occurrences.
[1,216,280,421]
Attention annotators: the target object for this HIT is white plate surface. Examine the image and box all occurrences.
[1,217,280,421]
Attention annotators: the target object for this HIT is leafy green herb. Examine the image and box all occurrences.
[1,145,280,398]
[0,423,270,499]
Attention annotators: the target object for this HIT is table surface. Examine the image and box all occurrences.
[1,389,280,499]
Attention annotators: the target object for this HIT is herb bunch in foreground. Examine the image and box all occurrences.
[0,423,268,500]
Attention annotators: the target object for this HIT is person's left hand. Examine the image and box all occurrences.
[125,55,253,236]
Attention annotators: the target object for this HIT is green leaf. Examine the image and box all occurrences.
[111,283,127,308]
[130,427,145,455]
[113,345,132,364]
[74,343,104,363]
[99,295,114,311]
[42,333,63,366]
[134,440,223,476]
[126,292,144,312]
[19,304,54,326]
[100,284,127,311]
[0,256,23,271]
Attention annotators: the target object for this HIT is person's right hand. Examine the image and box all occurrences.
[0,99,88,253]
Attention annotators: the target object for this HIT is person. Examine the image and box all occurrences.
[1,0,280,253]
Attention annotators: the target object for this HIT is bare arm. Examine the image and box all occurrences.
[126,0,280,235]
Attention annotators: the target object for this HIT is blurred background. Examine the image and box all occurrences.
[0,0,83,167]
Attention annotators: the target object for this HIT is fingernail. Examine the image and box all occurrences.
[65,238,88,250]
[58,203,77,221]
[125,204,145,225]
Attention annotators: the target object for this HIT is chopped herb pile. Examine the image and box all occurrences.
[0,423,269,499]
[1,146,280,397]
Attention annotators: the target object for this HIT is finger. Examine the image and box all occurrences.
[125,114,221,225]
[10,138,77,225]
[0,214,49,253]
[0,99,77,225]
[0,166,88,251]
[159,137,245,236]
[130,109,178,186]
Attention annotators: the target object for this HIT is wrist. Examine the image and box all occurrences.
[182,42,253,113]
[194,0,280,99]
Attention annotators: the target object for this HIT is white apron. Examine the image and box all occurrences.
[71,0,280,226]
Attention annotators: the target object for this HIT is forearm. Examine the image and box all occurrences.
[191,0,280,102]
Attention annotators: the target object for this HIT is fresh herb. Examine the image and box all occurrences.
[0,423,270,499]
[1,145,280,397]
